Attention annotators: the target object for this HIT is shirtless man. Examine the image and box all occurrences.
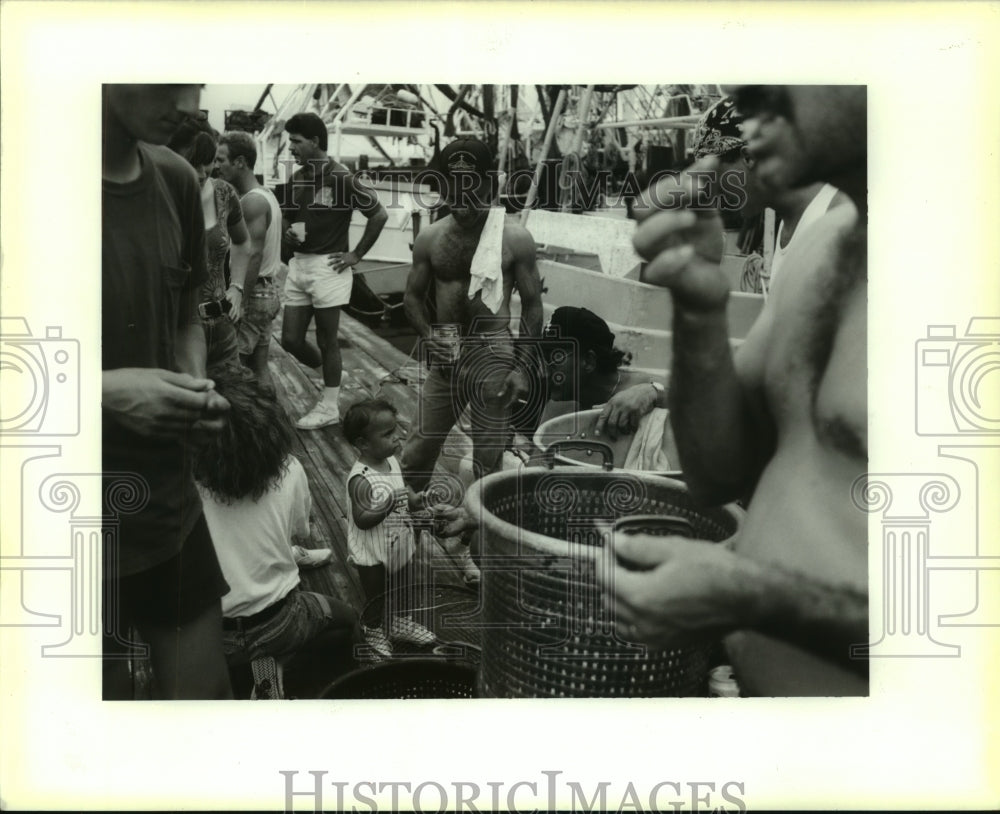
[599,85,868,696]
[402,138,543,576]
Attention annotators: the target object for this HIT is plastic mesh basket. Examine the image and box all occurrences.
[466,457,743,698]
[320,658,479,699]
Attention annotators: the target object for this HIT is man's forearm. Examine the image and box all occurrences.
[744,557,869,676]
[352,210,388,260]
[669,307,765,504]
[175,322,208,379]
[515,300,544,367]
[403,293,433,339]
[239,244,263,290]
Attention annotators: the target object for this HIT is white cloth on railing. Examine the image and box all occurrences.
[468,206,506,314]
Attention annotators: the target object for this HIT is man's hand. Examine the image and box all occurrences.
[595,383,659,440]
[224,286,243,323]
[284,226,304,249]
[102,368,230,440]
[329,251,359,274]
[631,157,730,312]
[190,388,231,438]
[496,368,530,407]
[430,504,476,538]
[596,532,755,648]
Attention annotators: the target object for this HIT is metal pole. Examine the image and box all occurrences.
[592,115,700,131]
[562,85,595,212]
[519,88,567,226]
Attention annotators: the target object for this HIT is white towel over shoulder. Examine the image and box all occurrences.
[468,206,506,314]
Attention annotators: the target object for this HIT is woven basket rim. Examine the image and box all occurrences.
[464,467,744,559]
[320,657,479,698]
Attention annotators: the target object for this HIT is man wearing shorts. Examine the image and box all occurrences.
[215,131,283,391]
[102,84,232,699]
[277,112,388,429]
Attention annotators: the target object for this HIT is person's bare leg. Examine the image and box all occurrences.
[312,306,343,387]
[241,343,273,391]
[280,305,322,369]
[137,601,233,700]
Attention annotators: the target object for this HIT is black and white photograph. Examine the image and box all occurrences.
[2,2,998,811]
[99,81,868,703]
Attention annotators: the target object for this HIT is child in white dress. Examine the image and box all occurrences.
[344,398,436,655]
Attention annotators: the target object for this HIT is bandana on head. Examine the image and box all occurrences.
[691,96,746,159]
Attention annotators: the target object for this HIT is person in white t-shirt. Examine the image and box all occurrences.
[191,366,359,683]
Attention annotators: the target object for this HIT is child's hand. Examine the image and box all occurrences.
[407,488,428,511]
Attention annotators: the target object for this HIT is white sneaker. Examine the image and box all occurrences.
[361,625,393,658]
[292,545,332,569]
[295,401,340,430]
[388,615,437,646]
[456,545,481,585]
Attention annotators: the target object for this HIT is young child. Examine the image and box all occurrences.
[343,398,437,655]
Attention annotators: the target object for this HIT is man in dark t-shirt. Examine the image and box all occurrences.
[276,112,388,430]
[102,84,232,699]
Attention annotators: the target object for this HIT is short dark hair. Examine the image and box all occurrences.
[219,130,257,169]
[167,116,218,166]
[285,112,328,152]
[191,366,295,504]
[343,398,398,446]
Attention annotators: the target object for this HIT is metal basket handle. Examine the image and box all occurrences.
[543,440,615,471]
[612,514,695,537]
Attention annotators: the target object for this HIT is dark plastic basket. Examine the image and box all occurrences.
[320,658,479,699]
[465,449,743,698]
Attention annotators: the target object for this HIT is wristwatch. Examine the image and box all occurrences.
[648,380,665,395]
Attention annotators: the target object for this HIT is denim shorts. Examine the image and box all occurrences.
[222,587,356,666]
[237,278,282,355]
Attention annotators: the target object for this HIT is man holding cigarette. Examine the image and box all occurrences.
[277,112,388,429]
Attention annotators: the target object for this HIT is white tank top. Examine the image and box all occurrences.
[770,183,839,288]
[243,186,283,279]
[345,456,416,573]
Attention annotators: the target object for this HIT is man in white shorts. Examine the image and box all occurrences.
[277,112,388,429]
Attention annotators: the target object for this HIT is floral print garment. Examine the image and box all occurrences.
[201,178,245,301]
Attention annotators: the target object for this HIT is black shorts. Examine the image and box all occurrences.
[105,513,230,632]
